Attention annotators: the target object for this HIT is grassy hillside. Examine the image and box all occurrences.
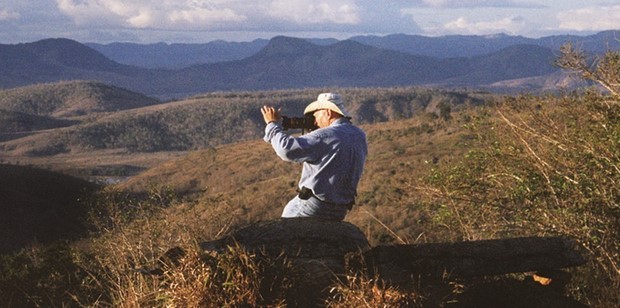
[108,91,618,307]
[0,80,160,118]
[119,112,471,242]
[0,87,489,160]
[0,109,76,134]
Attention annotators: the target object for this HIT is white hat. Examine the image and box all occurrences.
[303,93,350,117]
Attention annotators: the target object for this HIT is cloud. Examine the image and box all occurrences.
[557,5,620,32]
[56,0,247,29]
[268,0,360,25]
[0,7,20,20]
[53,0,367,31]
[51,0,424,37]
[2,0,612,44]
[443,16,526,35]
[420,0,544,8]
[56,0,134,26]
[53,0,371,33]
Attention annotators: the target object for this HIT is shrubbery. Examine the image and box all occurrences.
[419,46,620,306]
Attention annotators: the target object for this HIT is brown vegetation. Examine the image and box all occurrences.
[1,85,488,179]
[0,80,159,117]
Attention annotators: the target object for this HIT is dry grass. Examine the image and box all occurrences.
[417,93,620,306]
[76,186,292,307]
[326,274,428,307]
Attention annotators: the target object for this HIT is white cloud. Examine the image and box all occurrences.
[168,7,245,26]
[421,0,543,9]
[557,5,620,32]
[268,0,360,25]
[0,7,20,20]
[443,16,526,35]
[56,0,246,29]
[54,0,363,31]
[0,0,614,44]
[56,0,132,26]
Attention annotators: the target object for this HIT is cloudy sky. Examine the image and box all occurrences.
[1,0,619,44]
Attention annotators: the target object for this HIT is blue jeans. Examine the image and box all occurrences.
[281,196,348,221]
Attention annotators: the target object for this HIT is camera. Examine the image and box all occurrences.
[282,115,318,132]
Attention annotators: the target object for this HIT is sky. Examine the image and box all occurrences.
[0,0,619,44]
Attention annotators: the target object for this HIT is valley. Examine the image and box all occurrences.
[0,82,489,182]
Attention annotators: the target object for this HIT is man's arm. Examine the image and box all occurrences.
[261,106,320,163]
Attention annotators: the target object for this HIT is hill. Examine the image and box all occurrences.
[86,39,270,69]
[448,44,558,84]
[0,80,161,117]
[168,37,559,94]
[0,110,75,136]
[351,30,620,58]
[0,87,490,163]
[0,38,153,90]
[118,111,473,242]
[0,164,99,253]
[1,36,563,97]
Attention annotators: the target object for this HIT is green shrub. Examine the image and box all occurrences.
[420,91,619,306]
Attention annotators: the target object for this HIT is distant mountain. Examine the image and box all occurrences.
[86,31,620,69]
[351,30,620,58]
[167,36,558,93]
[0,38,168,94]
[86,38,340,69]
[350,33,536,58]
[0,80,160,117]
[447,44,557,84]
[86,39,270,69]
[0,38,133,82]
[0,36,567,97]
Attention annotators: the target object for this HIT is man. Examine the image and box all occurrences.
[261,93,367,221]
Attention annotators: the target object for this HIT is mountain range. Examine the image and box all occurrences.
[86,31,620,69]
[2,31,618,98]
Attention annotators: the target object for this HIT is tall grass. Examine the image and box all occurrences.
[75,186,294,307]
[418,92,619,306]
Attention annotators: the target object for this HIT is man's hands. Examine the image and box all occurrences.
[261,106,281,124]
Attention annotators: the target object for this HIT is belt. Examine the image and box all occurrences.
[298,186,354,210]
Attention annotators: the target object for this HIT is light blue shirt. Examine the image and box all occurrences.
[264,118,367,205]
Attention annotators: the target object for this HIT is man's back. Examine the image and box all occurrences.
[298,118,367,205]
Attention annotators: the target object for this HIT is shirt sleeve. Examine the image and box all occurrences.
[264,122,322,163]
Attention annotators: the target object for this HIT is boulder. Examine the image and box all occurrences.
[153,218,586,306]
[199,218,370,306]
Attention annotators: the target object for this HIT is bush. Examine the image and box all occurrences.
[418,47,620,306]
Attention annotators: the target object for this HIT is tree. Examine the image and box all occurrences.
[556,42,620,99]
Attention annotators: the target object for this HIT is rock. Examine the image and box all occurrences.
[359,236,587,287]
[199,218,371,306]
[200,218,370,259]
[151,219,586,306]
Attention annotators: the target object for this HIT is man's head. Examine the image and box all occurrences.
[304,93,349,117]
[304,93,350,128]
